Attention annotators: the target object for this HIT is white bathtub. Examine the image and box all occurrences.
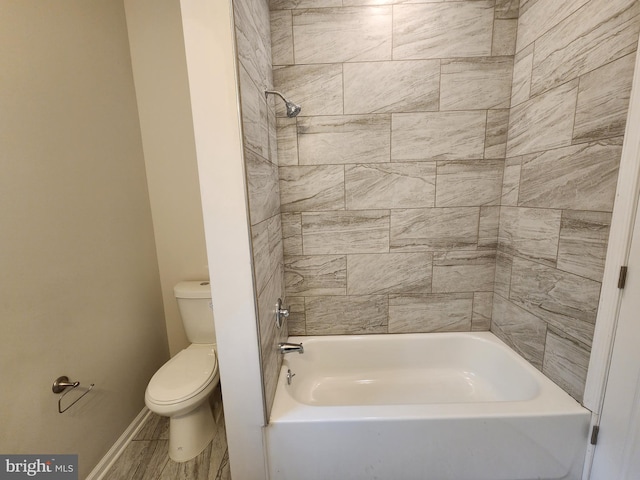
[266,332,591,480]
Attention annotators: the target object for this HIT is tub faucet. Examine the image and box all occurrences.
[278,342,304,354]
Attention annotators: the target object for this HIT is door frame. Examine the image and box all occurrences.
[582,45,640,477]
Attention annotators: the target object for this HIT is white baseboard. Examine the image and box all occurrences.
[86,407,152,480]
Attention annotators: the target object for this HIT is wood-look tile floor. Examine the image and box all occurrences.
[103,412,230,480]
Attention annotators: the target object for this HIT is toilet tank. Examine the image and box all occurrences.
[174,281,216,345]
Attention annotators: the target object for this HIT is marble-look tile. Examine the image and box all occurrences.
[234,0,272,89]
[479,206,500,249]
[239,65,269,160]
[507,79,578,157]
[557,210,611,283]
[270,0,341,9]
[305,295,388,335]
[515,0,589,53]
[257,263,285,416]
[495,0,519,19]
[302,210,390,254]
[345,163,436,210]
[344,60,440,114]
[510,44,534,107]
[298,115,390,165]
[432,250,496,293]
[501,156,522,206]
[273,64,343,116]
[485,109,510,159]
[389,293,473,333]
[492,20,517,56]
[268,214,284,274]
[276,117,298,166]
[392,111,486,161]
[573,53,636,144]
[251,220,271,295]
[390,207,479,252]
[213,450,231,480]
[393,2,494,60]
[285,255,346,295]
[491,294,547,370]
[286,296,306,335]
[498,206,561,266]
[279,165,344,212]
[509,256,600,347]
[282,212,302,256]
[530,0,640,96]
[518,139,622,211]
[293,7,392,64]
[543,327,591,402]
[494,251,512,299]
[435,160,503,207]
[245,149,280,226]
[472,292,493,331]
[440,57,513,110]
[270,10,294,66]
[347,252,432,295]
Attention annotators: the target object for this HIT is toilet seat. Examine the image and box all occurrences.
[146,344,217,405]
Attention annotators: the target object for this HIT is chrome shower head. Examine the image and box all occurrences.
[265,90,302,118]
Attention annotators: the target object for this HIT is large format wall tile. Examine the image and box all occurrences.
[393,2,494,60]
[284,255,346,295]
[509,256,600,347]
[432,251,496,293]
[344,60,440,114]
[435,160,503,207]
[511,44,534,107]
[494,251,512,300]
[270,0,340,9]
[498,207,561,266]
[298,115,391,165]
[281,212,302,256]
[492,294,547,370]
[305,295,388,335]
[270,10,294,66]
[239,65,270,160]
[390,207,480,252]
[347,252,432,295]
[292,7,392,64]
[501,156,522,206]
[473,292,493,331]
[279,165,345,212]
[515,0,589,53]
[273,64,343,116]
[573,53,636,144]
[492,19,518,56]
[235,0,273,88]
[507,79,578,157]
[440,57,513,111]
[345,163,436,210]
[542,327,590,403]
[530,0,639,96]
[479,206,500,249]
[302,210,390,254]
[392,111,486,161]
[245,149,280,226]
[518,139,622,211]
[286,296,306,335]
[276,117,298,166]
[557,210,611,282]
[485,109,510,159]
[389,294,473,333]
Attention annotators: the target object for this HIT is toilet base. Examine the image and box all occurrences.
[169,400,216,462]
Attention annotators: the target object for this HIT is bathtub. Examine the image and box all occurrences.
[266,332,591,480]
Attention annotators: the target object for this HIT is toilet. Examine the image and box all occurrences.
[145,281,220,462]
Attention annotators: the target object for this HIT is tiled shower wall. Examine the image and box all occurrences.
[233,0,288,418]
[492,0,640,402]
[271,0,519,336]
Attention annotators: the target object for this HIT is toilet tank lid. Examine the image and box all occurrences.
[174,281,211,299]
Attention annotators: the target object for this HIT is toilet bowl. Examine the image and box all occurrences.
[145,281,220,462]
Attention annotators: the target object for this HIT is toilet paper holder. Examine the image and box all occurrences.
[52,376,95,414]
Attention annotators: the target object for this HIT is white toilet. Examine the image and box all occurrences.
[145,281,220,462]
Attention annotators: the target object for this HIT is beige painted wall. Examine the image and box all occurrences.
[0,2,168,477]
[124,0,210,357]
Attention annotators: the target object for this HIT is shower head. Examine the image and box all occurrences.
[265,90,302,118]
